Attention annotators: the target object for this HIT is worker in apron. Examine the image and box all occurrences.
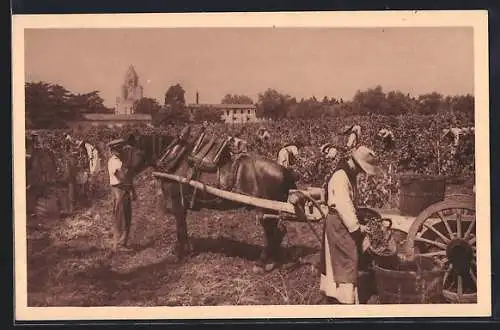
[320,145,383,304]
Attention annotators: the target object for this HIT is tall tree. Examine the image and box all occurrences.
[164,83,186,107]
[66,90,111,114]
[352,85,389,115]
[385,90,416,115]
[287,96,326,118]
[133,97,162,115]
[25,82,83,128]
[256,88,293,120]
[418,92,444,115]
[450,94,474,114]
[221,94,254,104]
[160,83,189,125]
[157,104,190,125]
[192,106,224,123]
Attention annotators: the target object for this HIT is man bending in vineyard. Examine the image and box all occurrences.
[277,143,299,168]
[320,145,383,304]
[341,125,362,149]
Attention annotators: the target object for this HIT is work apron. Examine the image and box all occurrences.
[319,210,360,304]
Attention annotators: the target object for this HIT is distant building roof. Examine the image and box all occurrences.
[82,113,152,121]
[188,103,256,109]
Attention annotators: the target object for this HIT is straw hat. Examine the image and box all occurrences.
[351,146,383,176]
[320,143,334,154]
[341,124,354,135]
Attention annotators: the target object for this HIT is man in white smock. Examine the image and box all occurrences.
[277,144,299,168]
[341,125,362,149]
[78,140,101,175]
[320,145,383,304]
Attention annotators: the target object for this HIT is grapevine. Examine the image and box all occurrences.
[25,113,475,210]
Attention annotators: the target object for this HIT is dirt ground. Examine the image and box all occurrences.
[25,168,472,307]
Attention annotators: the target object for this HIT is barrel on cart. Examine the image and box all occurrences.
[399,175,446,217]
[153,171,477,304]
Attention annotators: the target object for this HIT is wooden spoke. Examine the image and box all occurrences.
[423,222,451,243]
[464,217,476,239]
[443,264,453,286]
[469,269,477,285]
[415,236,447,250]
[436,211,454,238]
[456,210,463,238]
[406,200,477,304]
[415,250,447,258]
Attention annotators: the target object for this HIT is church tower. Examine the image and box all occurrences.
[115,65,144,115]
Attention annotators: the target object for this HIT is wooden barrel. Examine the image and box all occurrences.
[399,175,446,216]
[373,256,445,304]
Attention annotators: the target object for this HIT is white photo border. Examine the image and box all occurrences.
[12,10,491,320]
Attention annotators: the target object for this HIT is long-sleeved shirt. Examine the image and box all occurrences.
[442,127,463,147]
[277,145,298,168]
[346,126,361,149]
[327,169,360,233]
[325,147,338,159]
[346,133,357,149]
[83,142,101,174]
[108,155,123,186]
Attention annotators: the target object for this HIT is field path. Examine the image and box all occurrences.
[27,169,327,306]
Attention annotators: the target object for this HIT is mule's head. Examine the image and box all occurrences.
[125,134,178,171]
[118,144,148,181]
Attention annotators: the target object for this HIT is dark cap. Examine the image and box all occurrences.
[107,138,126,149]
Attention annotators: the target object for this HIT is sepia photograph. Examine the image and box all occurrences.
[12,11,490,320]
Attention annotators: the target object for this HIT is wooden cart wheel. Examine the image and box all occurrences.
[404,197,476,304]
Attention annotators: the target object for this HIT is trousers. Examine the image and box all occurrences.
[111,186,132,248]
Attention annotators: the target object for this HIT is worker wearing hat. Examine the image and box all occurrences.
[277,143,299,168]
[320,145,383,304]
[320,143,339,160]
[341,124,362,149]
[107,138,135,252]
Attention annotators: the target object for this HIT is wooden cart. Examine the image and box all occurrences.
[152,171,477,304]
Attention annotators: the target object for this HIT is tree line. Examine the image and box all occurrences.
[25,82,112,129]
[25,81,474,129]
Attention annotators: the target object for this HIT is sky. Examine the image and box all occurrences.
[24,27,474,108]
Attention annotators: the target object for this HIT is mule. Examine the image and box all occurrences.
[122,128,298,270]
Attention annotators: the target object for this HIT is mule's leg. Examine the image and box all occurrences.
[256,212,271,265]
[173,204,190,261]
[268,215,286,262]
[257,212,285,271]
[163,181,191,261]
